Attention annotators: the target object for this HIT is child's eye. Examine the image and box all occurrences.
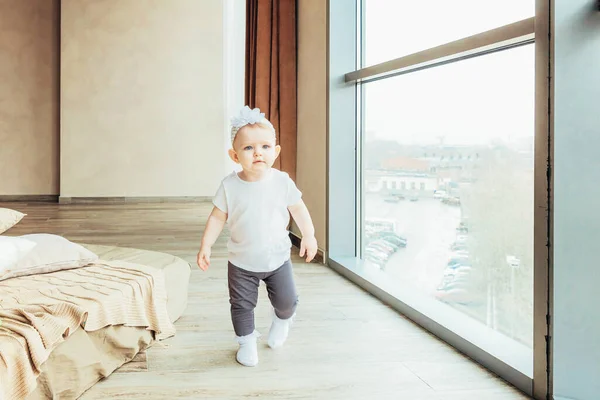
[244,146,253,151]
[263,145,271,149]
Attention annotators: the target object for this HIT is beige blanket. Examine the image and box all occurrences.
[27,325,153,400]
[0,260,176,400]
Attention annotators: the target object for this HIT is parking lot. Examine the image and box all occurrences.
[364,193,462,294]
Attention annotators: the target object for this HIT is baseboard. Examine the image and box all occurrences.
[59,196,212,204]
[0,195,59,203]
[289,232,326,264]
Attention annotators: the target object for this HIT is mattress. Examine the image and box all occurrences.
[82,244,192,323]
[22,245,191,400]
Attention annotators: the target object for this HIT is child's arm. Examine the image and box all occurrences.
[197,206,227,271]
[288,200,318,263]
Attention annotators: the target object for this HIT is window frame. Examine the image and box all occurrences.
[326,1,551,398]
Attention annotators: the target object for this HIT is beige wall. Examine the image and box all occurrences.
[61,0,227,197]
[0,0,59,195]
[296,0,327,251]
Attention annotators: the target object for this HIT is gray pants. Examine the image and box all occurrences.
[228,259,298,337]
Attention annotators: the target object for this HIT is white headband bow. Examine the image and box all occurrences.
[230,106,274,143]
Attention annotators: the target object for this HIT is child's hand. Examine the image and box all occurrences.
[299,235,318,263]
[197,247,211,271]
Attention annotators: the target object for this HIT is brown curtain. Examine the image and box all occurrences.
[245,0,297,181]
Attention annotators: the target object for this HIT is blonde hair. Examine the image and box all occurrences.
[231,119,275,144]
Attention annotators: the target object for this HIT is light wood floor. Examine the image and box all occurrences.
[3,202,530,400]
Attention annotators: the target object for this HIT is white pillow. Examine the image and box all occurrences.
[0,234,99,281]
[0,208,26,234]
[0,236,37,272]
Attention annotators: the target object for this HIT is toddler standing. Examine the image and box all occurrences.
[197,106,318,367]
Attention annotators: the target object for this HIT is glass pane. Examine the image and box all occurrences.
[363,0,534,67]
[361,45,534,348]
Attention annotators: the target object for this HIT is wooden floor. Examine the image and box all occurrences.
[3,202,530,400]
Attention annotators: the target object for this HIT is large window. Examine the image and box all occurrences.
[327,0,547,397]
[361,45,534,347]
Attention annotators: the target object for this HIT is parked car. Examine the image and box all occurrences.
[450,242,468,251]
[447,254,469,266]
[376,232,408,247]
[365,247,389,261]
[447,261,471,270]
[368,240,398,253]
[443,265,472,278]
[367,244,394,256]
[450,250,469,258]
[442,196,461,206]
[433,190,447,199]
[365,251,388,268]
[456,234,468,242]
[366,257,386,270]
[456,222,469,233]
[365,218,396,234]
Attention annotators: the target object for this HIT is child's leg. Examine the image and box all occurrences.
[263,259,298,348]
[264,259,298,319]
[228,262,261,366]
[227,262,260,336]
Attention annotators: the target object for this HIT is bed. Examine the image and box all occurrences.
[0,242,191,400]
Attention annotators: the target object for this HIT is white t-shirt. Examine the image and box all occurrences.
[212,168,302,273]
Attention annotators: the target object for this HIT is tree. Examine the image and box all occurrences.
[459,144,534,346]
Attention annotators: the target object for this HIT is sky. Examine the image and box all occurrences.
[363,0,535,147]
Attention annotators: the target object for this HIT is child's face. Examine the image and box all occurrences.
[229,124,281,173]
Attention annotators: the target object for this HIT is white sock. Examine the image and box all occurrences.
[268,312,295,349]
[236,330,260,367]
